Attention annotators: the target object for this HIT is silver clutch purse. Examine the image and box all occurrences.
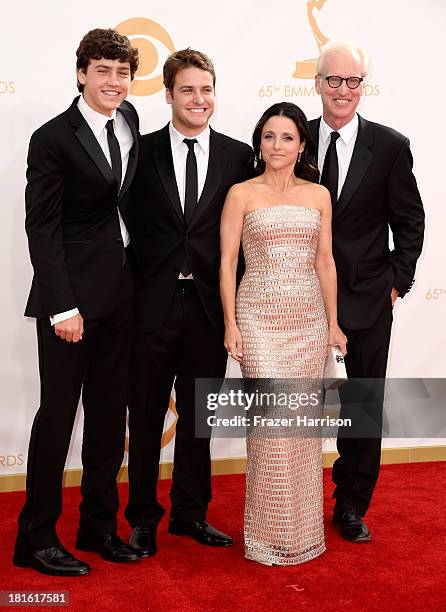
[324,345,347,390]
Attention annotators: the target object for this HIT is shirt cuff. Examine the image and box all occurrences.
[50,308,80,326]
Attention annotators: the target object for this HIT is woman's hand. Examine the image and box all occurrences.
[328,322,347,357]
[224,322,243,363]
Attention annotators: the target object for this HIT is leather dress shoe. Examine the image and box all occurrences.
[168,519,233,547]
[332,502,371,542]
[76,529,139,562]
[13,544,90,576]
[129,524,157,557]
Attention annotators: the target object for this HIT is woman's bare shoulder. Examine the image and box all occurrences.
[300,181,330,203]
[227,178,261,198]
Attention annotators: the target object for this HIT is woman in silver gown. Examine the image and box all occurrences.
[220,102,347,566]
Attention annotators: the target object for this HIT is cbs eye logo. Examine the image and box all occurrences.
[116,17,175,96]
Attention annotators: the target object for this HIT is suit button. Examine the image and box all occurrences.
[116,238,123,243]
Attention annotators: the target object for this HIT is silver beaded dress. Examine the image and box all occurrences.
[236,205,328,566]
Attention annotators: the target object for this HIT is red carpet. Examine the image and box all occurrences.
[1,463,445,611]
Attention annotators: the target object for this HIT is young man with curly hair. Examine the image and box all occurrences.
[14,28,140,575]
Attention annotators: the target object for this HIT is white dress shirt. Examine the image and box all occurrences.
[51,95,134,325]
[169,121,210,279]
[318,114,359,198]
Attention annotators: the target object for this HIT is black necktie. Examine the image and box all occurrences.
[180,138,198,277]
[183,138,198,225]
[106,119,122,190]
[321,131,340,206]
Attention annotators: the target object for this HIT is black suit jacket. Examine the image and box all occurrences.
[309,115,424,330]
[132,124,252,332]
[25,96,139,319]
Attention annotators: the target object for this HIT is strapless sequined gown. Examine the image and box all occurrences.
[236,205,328,566]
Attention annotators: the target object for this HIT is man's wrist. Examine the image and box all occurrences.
[50,308,80,326]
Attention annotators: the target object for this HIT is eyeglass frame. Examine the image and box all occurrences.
[318,74,364,89]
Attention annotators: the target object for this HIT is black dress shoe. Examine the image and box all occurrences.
[13,544,90,576]
[129,524,157,557]
[332,502,371,542]
[76,530,139,562]
[168,519,233,547]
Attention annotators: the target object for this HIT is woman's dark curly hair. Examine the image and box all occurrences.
[252,102,319,182]
[76,28,139,92]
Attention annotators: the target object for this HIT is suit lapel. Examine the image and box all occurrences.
[309,117,320,151]
[68,98,115,186]
[335,115,373,218]
[152,124,185,226]
[118,103,139,200]
[311,115,374,219]
[150,125,228,229]
[188,128,228,231]
[68,97,141,199]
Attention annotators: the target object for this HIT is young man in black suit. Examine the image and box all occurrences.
[310,42,424,542]
[14,29,141,575]
[125,49,252,556]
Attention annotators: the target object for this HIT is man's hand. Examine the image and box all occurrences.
[54,314,84,343]
[391,287,399,306]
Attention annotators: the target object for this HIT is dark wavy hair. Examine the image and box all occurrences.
[76,28,139,92]
[252,102,319,182]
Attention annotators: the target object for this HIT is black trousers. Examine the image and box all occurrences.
[17,257,135,550]
[332,304,393,516]
[125,280,227,527]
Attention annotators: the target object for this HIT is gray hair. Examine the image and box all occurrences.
[317,41,369,77]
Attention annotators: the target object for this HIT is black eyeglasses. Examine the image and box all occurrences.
[319,75,363,89]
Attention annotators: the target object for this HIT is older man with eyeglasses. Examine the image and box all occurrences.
[309,42,424,543]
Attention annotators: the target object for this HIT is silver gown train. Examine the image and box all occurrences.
[236,205,328,565]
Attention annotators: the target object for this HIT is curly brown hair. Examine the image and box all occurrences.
[163,48,215,93]
[76,28,139,92]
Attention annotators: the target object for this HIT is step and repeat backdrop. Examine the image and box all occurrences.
[1,0,445,478]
